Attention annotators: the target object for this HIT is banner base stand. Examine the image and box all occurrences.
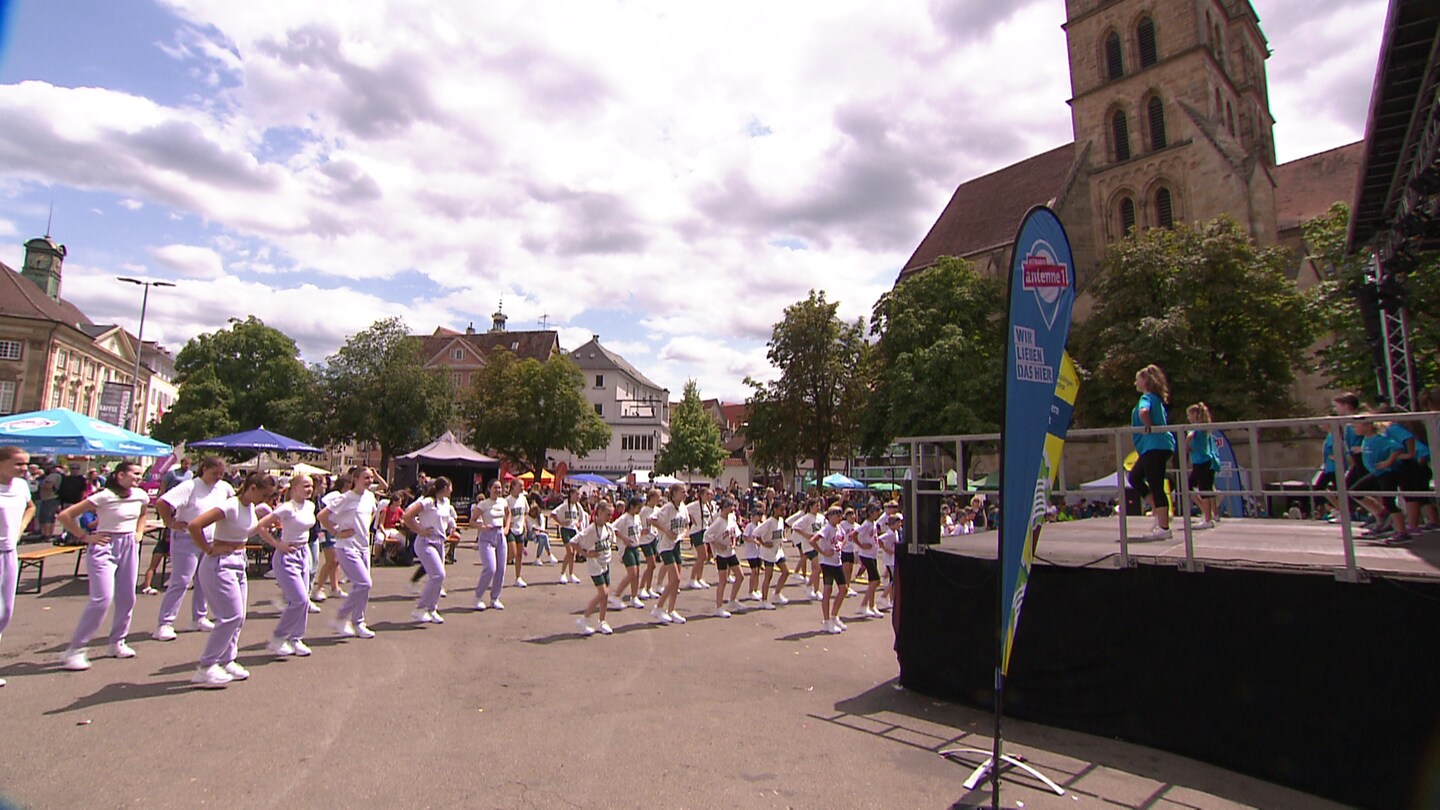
[938,747,1067,795]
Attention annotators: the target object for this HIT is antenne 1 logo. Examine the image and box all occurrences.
[1021,238,1070,330]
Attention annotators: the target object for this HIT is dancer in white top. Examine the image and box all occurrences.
[57,461,150,671]
[753,500,792,609]
[317,467,382,639]
[648,484,691,624]
[705,499,743,617]
[403,476,459,624]
[471,479,510,610]
[570,498,617,636]
[254,474,317,656]
[505,479,529,588]
[0,446,35,687]
[684,487,716,590]
[611,497,647,609]
[551,490,584,585]
[154,456,233,640]
[854,504,884,617]
[636,488,662,599]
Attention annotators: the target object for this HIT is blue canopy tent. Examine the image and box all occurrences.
[0,408,170,457]
[188,426,323,454]
[568,472,618,487]
[822,472,867,489]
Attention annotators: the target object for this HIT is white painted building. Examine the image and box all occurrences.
[551,336,669,477]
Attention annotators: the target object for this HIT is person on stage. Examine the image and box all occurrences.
[403,476,458,624]
[1129,364,1177,541]
[186,472,277,687]
[1185,402,1222,529]
[317,467,382,638]
[255,473,316,657]
[0,446,35,687]
[153,456,233,641]
[471,479,510,611]
[56,461,149,671]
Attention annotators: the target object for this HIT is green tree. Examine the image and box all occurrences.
[748,290,869,480]
[321,317,457,477]
[862,256,1006,456]
[656,380,727,479]
[460,350,609,473]
[743,378,805,486]
[1305,202,1440,396]
[152,316,316,445]
[1071,216,1315,424]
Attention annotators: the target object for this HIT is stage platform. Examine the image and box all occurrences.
[933,517,1440,581]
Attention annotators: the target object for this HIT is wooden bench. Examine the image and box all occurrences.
[17,544,86,594]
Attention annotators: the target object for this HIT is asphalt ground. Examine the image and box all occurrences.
[0,547,1343,809]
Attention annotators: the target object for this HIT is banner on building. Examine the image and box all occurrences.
[999,207,1077,677]
[96,382,134,427]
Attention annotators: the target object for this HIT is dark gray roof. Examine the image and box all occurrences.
[566,338,665,391]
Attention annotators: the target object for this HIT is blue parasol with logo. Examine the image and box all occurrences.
[0,408,172,456]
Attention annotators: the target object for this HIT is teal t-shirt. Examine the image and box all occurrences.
[1132,392,1177,454]
[1361,432,1404,474]
[1188,429,1220,470]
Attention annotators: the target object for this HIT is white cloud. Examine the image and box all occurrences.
[118,198,144,210]
[150,243,225,278]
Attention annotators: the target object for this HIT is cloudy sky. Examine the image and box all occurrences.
[0,0,1387,402]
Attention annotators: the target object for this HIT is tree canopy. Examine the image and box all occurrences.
[656,380,726,479]
[320,317,456,476]
[460,350,609,473]
[1071,216,1315,424]
[862,256,1006,455]
[152,316,317,445]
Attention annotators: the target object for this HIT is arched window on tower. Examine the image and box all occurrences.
[1155,187,1175,228]
[1226,101,1235,134]
[1147,96,1167,150]
[1138,17,1158,67]
[1112,109,1131,161]
[1120,196,1137,236]
[1104,32,1124,81]
[1214,88,1222,118]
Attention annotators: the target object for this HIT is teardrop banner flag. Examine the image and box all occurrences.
[999,207,1077,677]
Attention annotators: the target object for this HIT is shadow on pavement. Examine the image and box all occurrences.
[42,678,200,715]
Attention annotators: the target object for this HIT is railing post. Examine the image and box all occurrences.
[1175,425,1202,573]
[1248,426,1264,517]
[1330,419,1361,583]
[1116,428,1131,567]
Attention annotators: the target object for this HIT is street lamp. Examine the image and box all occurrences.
[117,277,176,430]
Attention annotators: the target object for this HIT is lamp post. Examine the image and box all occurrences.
[116,277,176,430]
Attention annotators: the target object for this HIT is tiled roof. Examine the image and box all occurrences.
[566,338,665,391]
[1273,141,1365,232]
[0,263,94,328]
[898,143,1080,281]
[417,327,559,366]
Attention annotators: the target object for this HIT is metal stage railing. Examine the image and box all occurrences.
[896,411,1440,584]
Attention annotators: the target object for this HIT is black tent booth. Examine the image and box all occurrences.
[393,431,501,517]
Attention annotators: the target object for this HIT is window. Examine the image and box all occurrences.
[1104,32,1124,81]
[1120,197,1137,235]
[452,372,462,385]
[0,340,21,361]
[1155,187,1175,228]
[1112,110,1131,161]
[451,349,464,360]
[1137,17,1158,67]
[621,434,656,452]
[56,349,68,369]
[510,341,518,350]
[1147,96,1167,150]
[594,403,604,416]
[0,380,14,414]
[594,374,604,388]
[84,360,95,380]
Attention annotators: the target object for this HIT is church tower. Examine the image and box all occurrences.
[1063,0,1278,247]
[21,235,66,300]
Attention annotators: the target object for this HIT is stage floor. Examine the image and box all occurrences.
[932,517,1440,581]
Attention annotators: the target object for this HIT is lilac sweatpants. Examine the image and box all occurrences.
[68,533,138,649]
[474,527,507,603]
[271,545,310,642]
[197,551,247,667]
[415,534,446,612]
[334,544,372,625]
[157,529,207,627]
[0,548,16,636]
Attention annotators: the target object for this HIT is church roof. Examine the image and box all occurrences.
[1274,141,1365,232]
[898,143,1079,281]
[0,263,94,328]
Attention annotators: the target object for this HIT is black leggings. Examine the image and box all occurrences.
[1129,449,1172,511]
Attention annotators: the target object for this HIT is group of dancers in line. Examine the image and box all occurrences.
[0,445,903,690]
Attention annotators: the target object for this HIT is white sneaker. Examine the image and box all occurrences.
[668,611,686,624]
[598,621,613,635]
[310,589,327,602]
[876,596,892,610]
[749,590,763,601]
[269,636,296,657]
[354,623,376,639]
[1193,520,1214,530]
[191,664,232,688]
[490,599,505,610]
[557,576,570,586]
[701,579,713,589]
[608,597,626,610]
[331,619,357,637]
[440,588,448,597]
[627,597,645,609]
[546,554,560,564]
[515,577,528,588]
[108,640,137,659]
[406,582,421,596]
[153,624,177,642]
[683,580,701,590]
[577,617,596,636]
[834,618,848,630]
[430,610,444,624]
[774,594,789,606]
[713,607,732,618]
[846,588,859,597]
[223,661,250,680]
[306,601,322,614]
[189,616,216,632]
[651,607,673,624]
[825,619,842,635]
[474,600,488,611]
[1133,526,1174,541]
[759,601,776,611]
[331,587,348,598]
[411,609,434,624]
[726,600,745,612]
[59,650,90,671]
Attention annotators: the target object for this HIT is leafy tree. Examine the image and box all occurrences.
[1071,216,1315,425]
[1305,202,1440,397]
[460,350,609,473]
[656,380,727,479]
[743,377,806,486]
[321,317,456,477]
[152,316,316,445]
[862,256,1006,456]
[748,290,869,480]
